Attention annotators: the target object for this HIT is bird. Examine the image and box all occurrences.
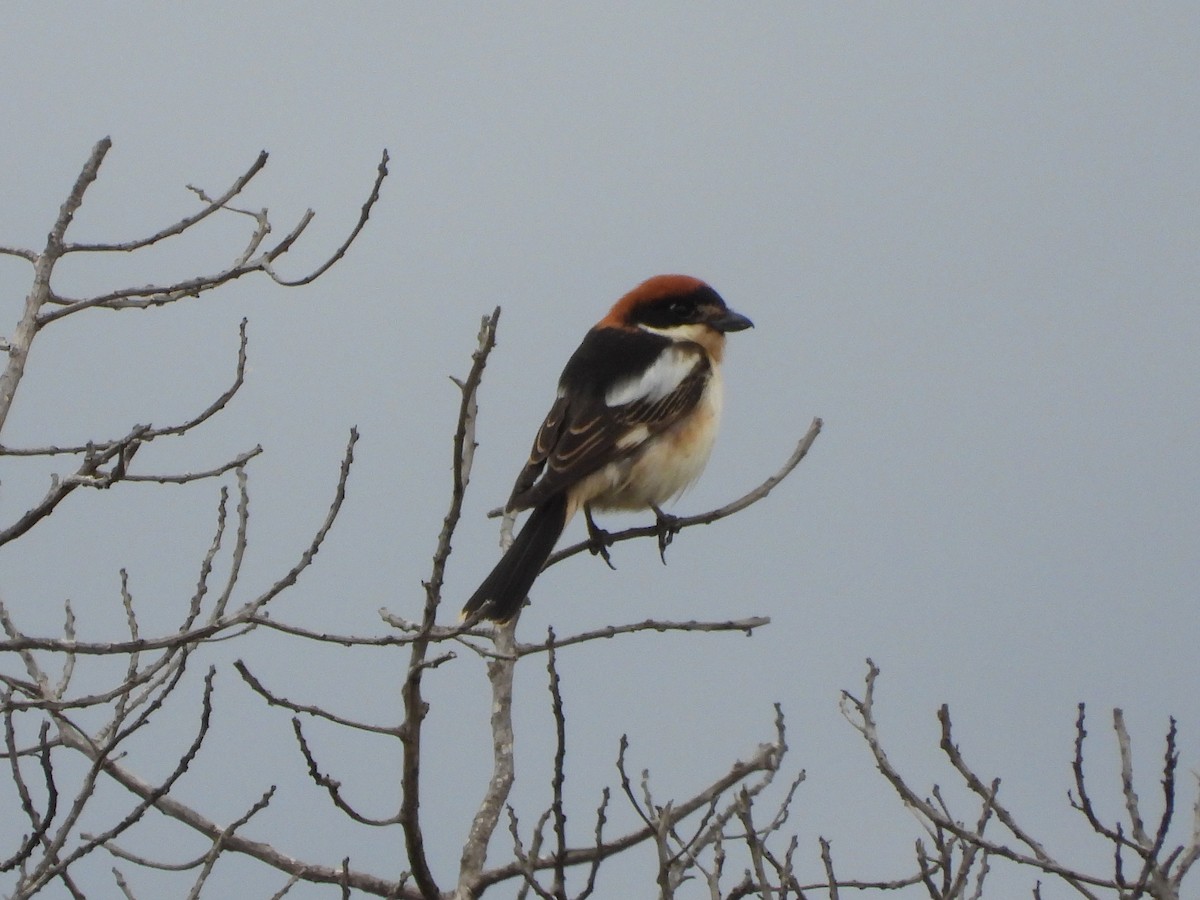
[461,274,753,623]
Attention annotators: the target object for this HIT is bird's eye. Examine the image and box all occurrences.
[670,300,693,318]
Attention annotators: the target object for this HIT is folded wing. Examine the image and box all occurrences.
[506,331,710,511]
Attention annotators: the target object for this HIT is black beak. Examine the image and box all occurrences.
[711,309,754,333]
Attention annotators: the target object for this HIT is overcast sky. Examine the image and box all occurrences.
[2,5,1198,898]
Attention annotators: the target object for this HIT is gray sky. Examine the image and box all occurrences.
[2,4,1198,897]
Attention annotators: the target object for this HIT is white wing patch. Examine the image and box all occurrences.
[615,424,650,450]
[604,345,699,407]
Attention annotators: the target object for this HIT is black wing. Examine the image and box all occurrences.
[505,328,710,512]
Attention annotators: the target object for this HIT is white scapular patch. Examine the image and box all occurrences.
[615,424,650,449]
[604,345,699,407]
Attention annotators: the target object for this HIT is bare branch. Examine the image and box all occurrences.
[1070,704,1129,847]
[0,244,37,262]
[457,622,519,895]
[938,705,1054,870]
[0,140,417,899]
[546,631,568,898]
[234,661,401,737]
[1115,709,1151,848]
[1120,711,1180,899]
[112,867,137,900]
[64,151,269,253]
[737,797,774,900]
[575,788,611,900]
[40,266,259,322]
[2,430,356,660]
[841,660,1111,896]
[36,151,388,325]
[234,427,359,618]
[73,734,421,897]
[474,712,785,892]
[818,836,839,900]
[211,465,249,622]
[291,718,402,827]
[514,617,770,656]
[143,317,252,441]
[0,719,56,873]
[120,446,262,484]
[507,807,556,900]
[0,137,111,435]
[544,417,822,569]
[1152,717,1179,862]
[400,309,501,899]
[423,307,501,618]
[264,149,390,286]
[244,615,421,648]
[94,793,273,887]
[0,425,148,547]
[25,666,215,894]
[1,316,250,459]
[1170,773,1200,889]
[0,318,249,549]
[793,868,934,894]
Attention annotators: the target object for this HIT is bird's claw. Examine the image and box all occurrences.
[584,505,617,570]
[651,504,681,563]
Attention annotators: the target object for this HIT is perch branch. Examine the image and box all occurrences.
[543,417,821,569]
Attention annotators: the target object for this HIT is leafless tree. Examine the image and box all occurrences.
[840,661,1199,899]
[1,141,1196,899]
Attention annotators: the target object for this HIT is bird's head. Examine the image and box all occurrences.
[600,275,753,348]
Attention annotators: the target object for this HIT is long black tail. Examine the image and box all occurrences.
[461,493,568,622]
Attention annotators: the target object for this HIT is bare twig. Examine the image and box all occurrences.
[1070,704,1130,846]
[738,796,774,900]
[818,836,839,900]
[0,244,37,262]
[0,425,149,547]
[119,447,262,484]
[0,719,56,873]
[1,316,250,460]
[1170,774,1200,889]
[514,617,769,656]
[183,787,277,900]
[243,616,422,647]
[24,667,215,894]
[0,140,412,899]
[425,308,500,615]
[544,417,822,569]
[546,631,568,898]
[265,150,389,286]
[291,719,402,827]
[0,137,112,435]
[36,149,387,325]
[473,712,785,893]
[841,660,1110,896]
[234,662,402,737]
[457,621,518,896]
[1,430,357,662]
[1115,709,1151,848]
[64,152,269,253]
[70,748,421,898]
[402,310,501,900]
[938,705,1054,870]
[112,867,137,900]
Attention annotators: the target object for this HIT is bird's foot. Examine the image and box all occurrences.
[650,503,681,563]
[584,505,617,570]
